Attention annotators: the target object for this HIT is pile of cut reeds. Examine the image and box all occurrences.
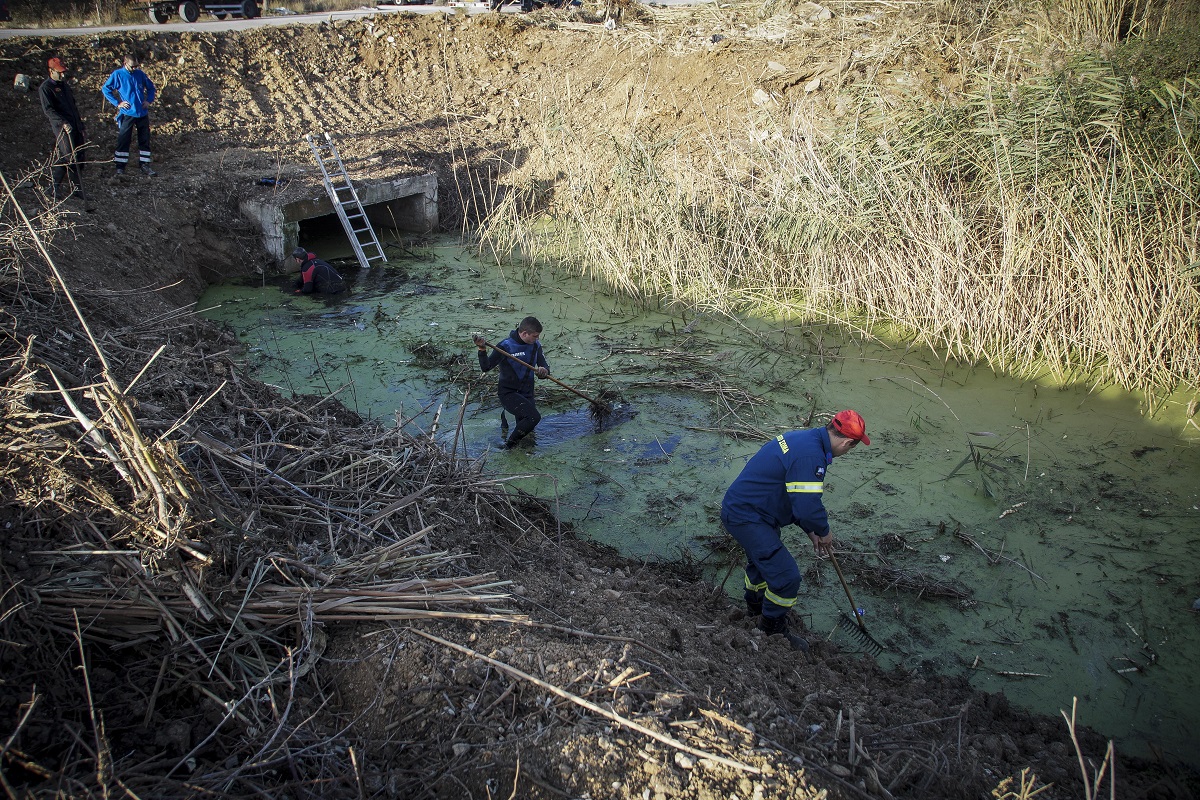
[0,172,539,797]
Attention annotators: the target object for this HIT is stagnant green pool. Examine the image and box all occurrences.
[199,234,1200,765]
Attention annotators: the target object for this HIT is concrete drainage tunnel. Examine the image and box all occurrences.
[238,171,439,264]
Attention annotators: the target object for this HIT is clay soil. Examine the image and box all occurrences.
[1,6,1198,799]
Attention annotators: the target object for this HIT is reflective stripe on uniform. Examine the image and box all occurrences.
[776,435,788,454]
[744,575,768,592]
[764,589,797,608]
[786,481,823,493]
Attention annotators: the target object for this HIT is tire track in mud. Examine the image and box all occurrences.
[255,44,402,148]
[258,49,328,136]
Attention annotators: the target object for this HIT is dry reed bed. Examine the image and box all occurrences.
[478,16,1200,397]
[0,175,540,796]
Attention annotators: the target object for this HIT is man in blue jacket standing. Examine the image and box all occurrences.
[102,54,157,177]
[722,410,871,652]
[473,317,550,449]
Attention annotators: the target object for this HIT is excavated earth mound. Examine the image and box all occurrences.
[2,8,1198,800]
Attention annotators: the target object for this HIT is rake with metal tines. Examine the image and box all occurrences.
[829,550,885,656]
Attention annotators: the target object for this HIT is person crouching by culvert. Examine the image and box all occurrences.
[39,57,88,202]
[473,317,550,449]
[721,409,871,653]
[102,54,157,177]
[292,247,345,295]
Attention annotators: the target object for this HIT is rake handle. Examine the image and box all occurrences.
[828,550,869,633]
[478,339,607,410]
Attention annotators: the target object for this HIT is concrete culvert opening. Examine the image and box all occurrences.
[240,172,438,264]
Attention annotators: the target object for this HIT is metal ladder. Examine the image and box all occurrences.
[305,132,386,271]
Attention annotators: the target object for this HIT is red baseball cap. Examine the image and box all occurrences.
[831,410,870,445]
[48,58,67,73]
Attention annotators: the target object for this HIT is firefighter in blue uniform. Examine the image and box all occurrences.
[473,317,550,449]
[722,409,871,652]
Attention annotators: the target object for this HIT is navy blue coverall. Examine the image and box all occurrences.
[721,426,834,621]
[478,330,549,443]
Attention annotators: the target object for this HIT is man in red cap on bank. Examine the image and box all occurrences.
[721,409,870,652]
[39,57,88,201]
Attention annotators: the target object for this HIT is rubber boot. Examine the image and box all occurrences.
[744,591,763,617]
[760,614,809,654]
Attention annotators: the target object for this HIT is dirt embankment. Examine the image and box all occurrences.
[2,9,1197,800]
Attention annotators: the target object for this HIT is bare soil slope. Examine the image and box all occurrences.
[1,8,1196,800]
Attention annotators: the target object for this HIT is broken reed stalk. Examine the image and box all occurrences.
[1061,697,1117,800]
[3,170,199,540]
[477,52,1200,397]
[414,629,761,775]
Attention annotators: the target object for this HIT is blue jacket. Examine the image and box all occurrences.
[722,426,833,535]
[102,67,156,119]
[479,329,548,397]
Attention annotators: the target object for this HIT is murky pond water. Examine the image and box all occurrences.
[199,235,1200,765]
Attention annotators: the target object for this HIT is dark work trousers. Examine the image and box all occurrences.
[114,114,151,168]
[722,517,801,620]
[51,127,85,189]
[498,387,540,442]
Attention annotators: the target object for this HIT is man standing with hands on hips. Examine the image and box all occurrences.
[721,409,871,652]
[102,54,157,177]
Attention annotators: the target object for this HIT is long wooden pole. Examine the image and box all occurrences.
[477,339,608,410]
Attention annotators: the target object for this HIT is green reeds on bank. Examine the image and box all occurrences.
[478,50,1200,396]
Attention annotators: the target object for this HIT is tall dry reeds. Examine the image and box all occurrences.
[478,47,1200,396]
[1030,0,1200,44]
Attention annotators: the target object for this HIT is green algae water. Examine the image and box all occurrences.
[199,236,1200,766]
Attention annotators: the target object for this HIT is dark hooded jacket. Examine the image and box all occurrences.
[295,254,345,294]
[39,76,84,136]
[478,329,549,397]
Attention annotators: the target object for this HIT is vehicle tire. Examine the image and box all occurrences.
[149,3,171,21]
[240,0,259,17]
[177,0,199,22]
[213,10,226,18]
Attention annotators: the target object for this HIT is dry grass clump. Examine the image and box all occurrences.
[0,175,530,796]
[477,21,1200,397]
[1030,0,1200,45]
